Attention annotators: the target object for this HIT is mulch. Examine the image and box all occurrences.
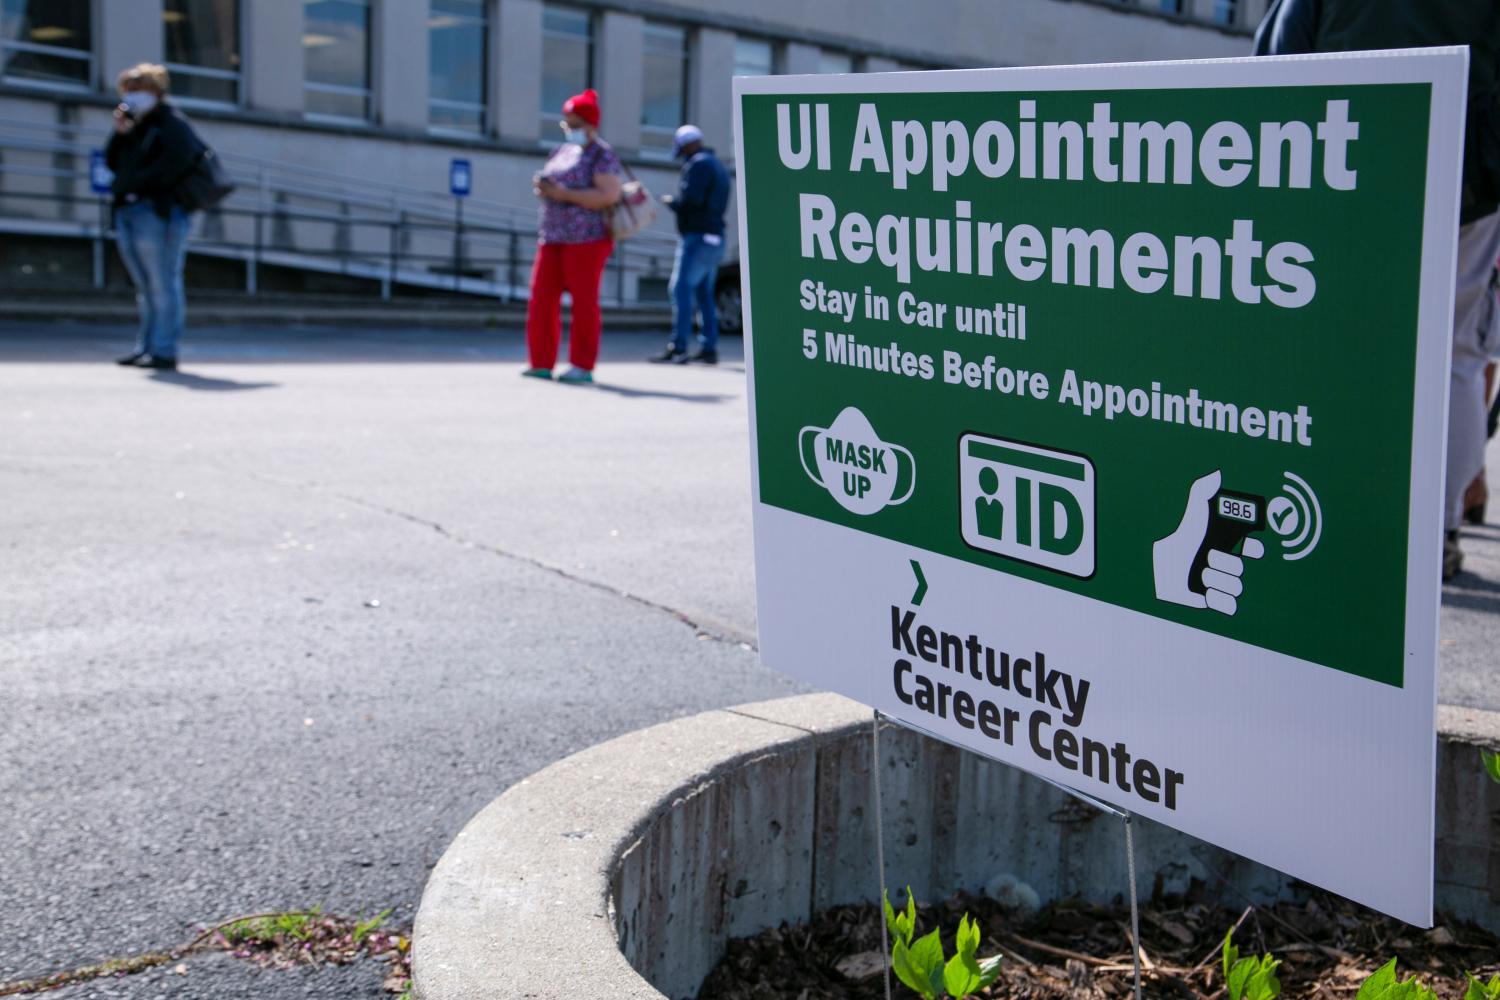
[697,886,1500,999]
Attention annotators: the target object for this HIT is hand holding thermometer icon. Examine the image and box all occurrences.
[1153,470,1266,616]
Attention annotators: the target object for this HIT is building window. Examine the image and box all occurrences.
[641,22,686,156]
[1212,0,1238,24]
[818,50,853,75]
[540,6,592,136]
[1156,0,1184,12]
[163,0,240,105]
[429,0,486,133]
[0,0,92,90]
[303,0,371,121]
[733,37,774,78]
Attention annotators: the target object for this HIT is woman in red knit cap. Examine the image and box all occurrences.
[522,88,623,383]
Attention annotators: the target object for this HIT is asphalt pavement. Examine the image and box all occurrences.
[2,320,1497,996]
[0,322,801,996]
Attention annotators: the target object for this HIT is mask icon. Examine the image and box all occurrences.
[798,406,916,516]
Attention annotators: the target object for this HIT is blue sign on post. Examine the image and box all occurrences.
[449,158,472,197]
[89,150,113,194]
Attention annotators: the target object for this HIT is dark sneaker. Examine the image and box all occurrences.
[115,351,147,366]
[649,347,686,364]
[685,349,718,365]
[520,367,553,380]
[1443,530,1463,581]
[134,355,177,370]
[557,366,594,384]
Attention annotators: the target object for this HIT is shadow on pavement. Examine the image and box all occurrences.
[1443,567,1500,614]
[589,381,734,404]
[147,370,280,392]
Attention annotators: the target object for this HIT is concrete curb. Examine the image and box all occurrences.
[413,695,1500,1000]
[411,695,863,1000]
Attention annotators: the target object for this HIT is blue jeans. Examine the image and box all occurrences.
[668,233,725,354]
[116,201,192,359]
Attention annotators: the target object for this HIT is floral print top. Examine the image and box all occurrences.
[537,140,622,245]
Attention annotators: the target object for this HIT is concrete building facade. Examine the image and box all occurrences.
[0,0,1263,300]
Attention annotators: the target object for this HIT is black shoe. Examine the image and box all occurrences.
[1443,530,1463,581]
[684,349,718,365]
[115,351,147,366]
[133,354,178,370]
[649,347,687,364]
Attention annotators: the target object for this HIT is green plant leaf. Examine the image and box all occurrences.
[977,954,1004,990]
[1244,955,1283,1000]
[1357,959,1400,1000]
[1223,928,1240,983]
[883,887,916,947]
[1228,958,1254,1000]
[1483,749,1500,785]
[908,928,947,999]
[353,907,392,945]
[944,950,981,997]
[1465,972,1500,1000]
[962,914,983,959]
[883,890,900,943]
[943,915,987,997]
[892,939,936,1000]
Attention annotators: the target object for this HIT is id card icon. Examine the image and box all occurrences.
[959,433,1095,579]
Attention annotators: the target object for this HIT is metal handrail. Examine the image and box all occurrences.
[0,187,671,307]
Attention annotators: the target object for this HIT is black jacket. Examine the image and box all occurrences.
[666,148,730,236]
[105,103,201,217]
[1255,0,1500,222]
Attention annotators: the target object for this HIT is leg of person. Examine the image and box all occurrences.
[653,237,695,362]
[559,238,613,381]
[690,237,725,361]
[524,242,565,376]
[152,205,193,365]
[1443,210,1500,576]
[128,205,178,367]
[113,203,154,362]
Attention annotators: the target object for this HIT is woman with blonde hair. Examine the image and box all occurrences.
[106,63,200,370]
[521,88,623,384]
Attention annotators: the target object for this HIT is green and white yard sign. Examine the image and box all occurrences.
[735,50,1467,926]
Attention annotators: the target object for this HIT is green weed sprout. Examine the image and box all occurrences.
[882,887,1002,999]
[353,908,392,945]
[1356,957,1438,1000]
[1222,928,1282,1000]
[1482,749,1500,785]
[1465,972,1500,1000]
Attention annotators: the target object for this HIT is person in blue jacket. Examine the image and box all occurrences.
[650,125,731,365]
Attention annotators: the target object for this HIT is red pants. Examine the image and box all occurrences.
[525,238,613,371]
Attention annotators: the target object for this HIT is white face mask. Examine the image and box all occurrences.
[122,91,158,116]
[562,127,588,146]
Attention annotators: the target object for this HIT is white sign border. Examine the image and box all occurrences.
[734,49,1466,925]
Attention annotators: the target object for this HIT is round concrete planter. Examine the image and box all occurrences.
[412,694,1500,1000]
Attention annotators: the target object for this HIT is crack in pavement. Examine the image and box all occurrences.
[220,465,760,651]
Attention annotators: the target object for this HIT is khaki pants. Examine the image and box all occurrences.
[1446,210,1500,533]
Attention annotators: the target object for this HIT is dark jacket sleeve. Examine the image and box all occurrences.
[130,111,203,195]
[673,158,713,213]
[1254,0,1320,55]
[104,130,128,170]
